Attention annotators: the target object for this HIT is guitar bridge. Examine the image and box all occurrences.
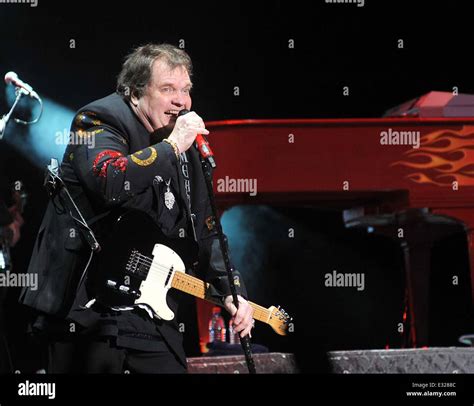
[126,249,151,280]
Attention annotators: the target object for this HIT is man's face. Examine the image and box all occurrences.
[135,58,192,130]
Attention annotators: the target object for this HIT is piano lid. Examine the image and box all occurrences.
[384,91,474,118]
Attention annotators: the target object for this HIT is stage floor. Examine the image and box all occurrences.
[187,348,474,373]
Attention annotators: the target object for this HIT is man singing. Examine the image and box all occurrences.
[20,43,254,373]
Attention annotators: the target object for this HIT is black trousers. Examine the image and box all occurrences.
[48,338,187,374]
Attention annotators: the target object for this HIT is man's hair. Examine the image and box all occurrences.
[116,43,193,100]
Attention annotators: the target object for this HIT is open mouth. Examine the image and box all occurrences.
[165,110,179,117]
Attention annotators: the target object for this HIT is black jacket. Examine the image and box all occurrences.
[19,93,246,364]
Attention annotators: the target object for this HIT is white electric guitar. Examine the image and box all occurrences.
[95,210,291,336]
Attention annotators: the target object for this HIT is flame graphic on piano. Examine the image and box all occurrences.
[392,126,474,186]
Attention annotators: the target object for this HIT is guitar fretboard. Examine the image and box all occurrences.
[171,271,270,323]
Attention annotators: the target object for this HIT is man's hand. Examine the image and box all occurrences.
[7,207,23,247]
[223,295,255,338]
[168,111,209,154]
[7,221,21,247]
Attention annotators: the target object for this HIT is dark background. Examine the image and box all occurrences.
[2,1,473,119]
[1,0,474,372]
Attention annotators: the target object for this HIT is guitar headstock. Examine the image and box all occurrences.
[267,305,292,336]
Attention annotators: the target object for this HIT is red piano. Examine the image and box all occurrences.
[198,91,474,350]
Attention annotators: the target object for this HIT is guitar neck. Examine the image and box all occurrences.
[171,271,271,324]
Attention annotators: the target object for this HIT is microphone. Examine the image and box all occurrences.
[4,71,40,100]
[178,109,216,168]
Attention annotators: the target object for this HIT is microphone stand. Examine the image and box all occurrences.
[198,146,257,374]
[0,87,43,140]
[0,88,25,140]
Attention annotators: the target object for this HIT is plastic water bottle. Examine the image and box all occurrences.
[209,306,226,343]
[228,323,240,345]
